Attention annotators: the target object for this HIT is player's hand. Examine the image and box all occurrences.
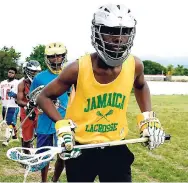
[7,91,17,98]
[55,119,81,160]
[137,111,165,150]
[28,110,36,120]
[28,100,37,108]
[58,148,81,160]
[25,102,36,120]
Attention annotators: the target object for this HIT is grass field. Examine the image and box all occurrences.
[0,95,188,182]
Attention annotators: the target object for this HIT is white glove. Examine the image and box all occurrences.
[137,111,165,150]
[55,119,81,160]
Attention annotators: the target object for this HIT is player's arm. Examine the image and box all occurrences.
[38,61,79,155]
[17,81,27,107]
[133,56,166,150]
[37,61,78,122]
[133,56,152,112]
[7,84,18,99]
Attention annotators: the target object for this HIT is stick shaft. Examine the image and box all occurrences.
[17,108,35,131]
[60,135,171,152]
[60,137,148,152]
[59,105,66,111]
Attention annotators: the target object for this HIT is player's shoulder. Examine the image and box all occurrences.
[18,79,25,88]
[18,77,24,83]
[14,79,19,83]
[132,55,143,67]
[36,69,48,76]
[132,55,144,75]
[64,60,74,67]
[35,70,49,79]
[0,80,7,84]
[62,59,79,76]
[19,78,28,85]
[132,55,142,64]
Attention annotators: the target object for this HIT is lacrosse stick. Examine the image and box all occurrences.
[0,105,9,123]
[29,85,45,113]
[29,85,45,101]
[54,101,66,111]
[1,107,34,145]
[7,135,171,183]
[0,106,9,142]
[0,121,8,142]
[17,108,35,132]
[29,85,63,113]
[7,135,171,171]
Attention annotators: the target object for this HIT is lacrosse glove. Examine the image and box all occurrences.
[28,99,37,108]
[137,111,165,150]
[55,119,81,160]
[25,101,37,120]
[7,91,17,98]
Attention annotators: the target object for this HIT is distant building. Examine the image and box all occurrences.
[145,75,188,82]
[144,75,166,81]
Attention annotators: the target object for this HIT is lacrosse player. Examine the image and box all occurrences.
[29,42,70,182]
[17,60,41,151]
[37,4,166,182]
[0,67,19,146]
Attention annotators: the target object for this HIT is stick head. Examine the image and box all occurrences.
[7,147,51,172]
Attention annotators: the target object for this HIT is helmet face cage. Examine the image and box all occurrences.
[45,53,67,74]
[92,24,136,67]
[25,68,38,81]
[24,60,41,82]
[91,4,137,67]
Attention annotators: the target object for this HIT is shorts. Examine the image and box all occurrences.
[21,118,37,142]
[20,109,37,142]
[2,107,19,126]
[65,143,134,182]
[37,133,57,149]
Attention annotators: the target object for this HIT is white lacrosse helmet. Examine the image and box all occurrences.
[24,60,41,82]
[91,4,137,67]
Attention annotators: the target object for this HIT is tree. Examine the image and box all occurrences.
[142,60,166,75]
[166,64,174,76]
[16,63,25,79]
[0,46,21,81]
[183,68,188,76]
[26,44,46,70]
[174,65,184,76]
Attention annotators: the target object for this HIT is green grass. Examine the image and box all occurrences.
[0,95,188,182]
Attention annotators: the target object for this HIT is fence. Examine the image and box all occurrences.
[147,81,188,95]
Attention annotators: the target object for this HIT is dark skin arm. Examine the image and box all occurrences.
[17,81,28,107]
[36,61,79,122]
[133,56,152,112]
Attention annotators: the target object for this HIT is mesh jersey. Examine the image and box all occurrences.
[65,54,135,144]
[0,79,19,107]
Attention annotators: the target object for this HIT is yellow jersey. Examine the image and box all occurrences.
[65,54,135,144]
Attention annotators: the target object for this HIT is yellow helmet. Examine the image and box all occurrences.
[45,42,67,74]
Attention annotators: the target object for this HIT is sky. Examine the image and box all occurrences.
[0,0,187,65]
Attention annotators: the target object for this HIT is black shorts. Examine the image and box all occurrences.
[65,143,134,182]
